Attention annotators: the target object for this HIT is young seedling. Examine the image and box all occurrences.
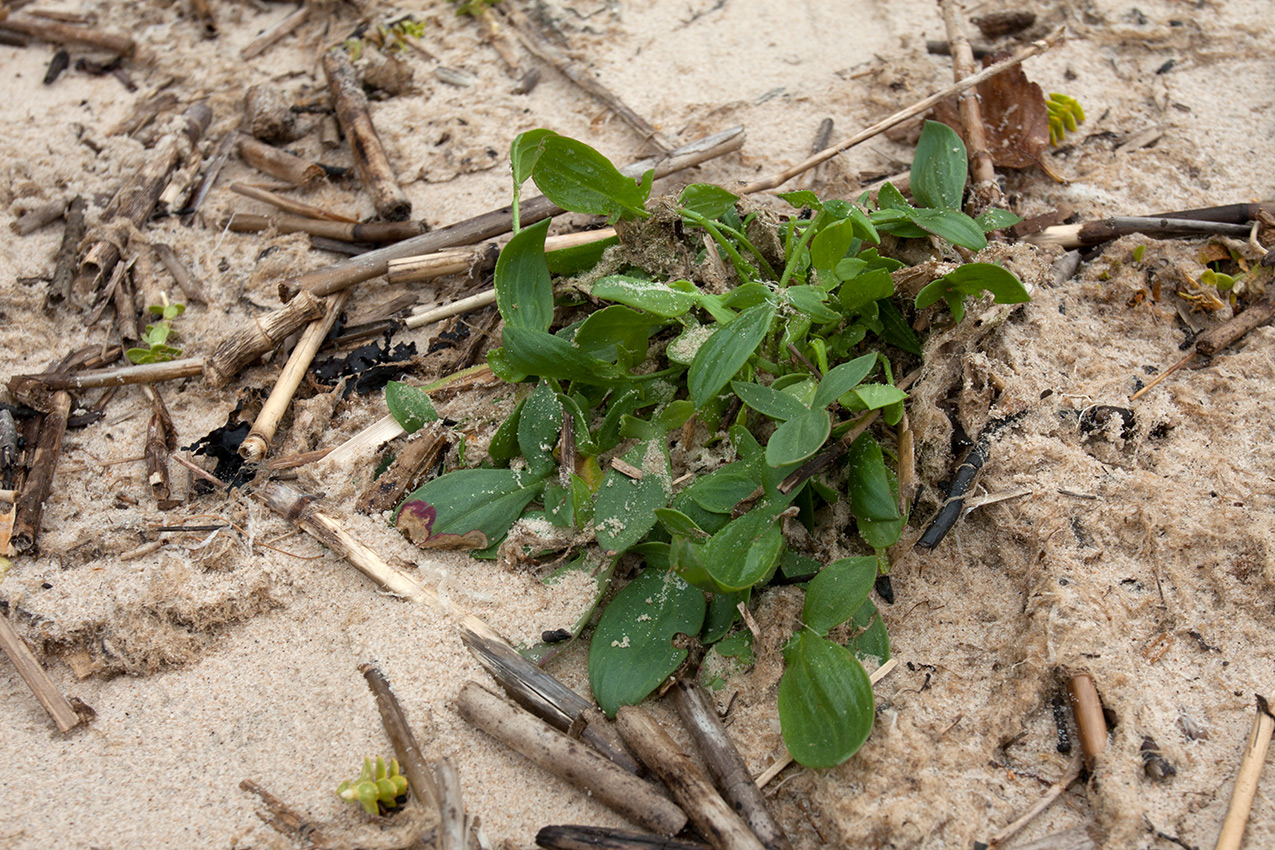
[125,298,185,365]
[336,756,409,816]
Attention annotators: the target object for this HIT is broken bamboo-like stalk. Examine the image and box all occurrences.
[239,291,349,463]
[1067,673,1107,769]
[1214,695,1275,850]
[987,757,1083,848]
[939,0,1003,210]
[672,680,792,850]
[323,48,412,221]
[11,197,67,236]
[230,181,357,223]
[739,29,1064,194]
[616,705,765,850]
[237,134,325,187]
[1026,216,1254,249]
[0,13,134,54]
[535,825,710,850]
[10,390,71,554]
[142,384,178,508]
[456,682,686,836]
[240,3,309,60]
[360,663,441,812]
[204,289,325,387]
[0,609,83,732]
[460,623,640,774]
[357,424,448,514]
[240,779,334,847]
[494,3,673,153]
[228,211,428,244]
[74,103,212,305]
[150,243,208,305]
[387,228,616,285]
[279,125,744,301]
[8,359,204,396]
[46,195,86,306]
[434,757,466,850]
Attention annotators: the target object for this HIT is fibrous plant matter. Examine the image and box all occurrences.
[387,126,1029,770]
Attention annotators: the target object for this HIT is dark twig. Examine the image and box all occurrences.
[239,778,333,849]
[0,13,134,54]
[359,664,440,812]
[916,434,989,549]
[357,424,448,514]
[46,195,86,306]
[228,211,427,244]
[1026,216,1255,249]
[181,131,236,227]
[11,390,71,553]
[0,608,84,732]
[240,3,309,60]
[237,134,325,187]
[536,825,710,850]
[150,243,208,305]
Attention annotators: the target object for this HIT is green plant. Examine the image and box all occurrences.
[336,756,409,816]
[392,124,1027,768]
[126,299,185,364]
[453,0,501,16]
[1046,93,1086,146]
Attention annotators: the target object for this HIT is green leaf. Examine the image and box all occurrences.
[488,397,524,463]
[688,303,775,408]
[784,285,841,323]
[906,208,987,251]
[511,129,555,187]
[494,219,554,331]
[877,300,923,356]
[812,353,877,408]
[838,268,895,314]
[765,408,831,468]
[810,218,860,284]
[517,381,563,477]
[385,382,439,434]
[685,506,785,593]
[778,631,875,768]
[681,461,761,514]
[731,381,809,422]
[976,208,1023,232]
[846,434,900,523]
[591,275,698,318]
[915,262,1030,321]
[531,135,651,221]
[876,182,911,211]
[911,120,968,211]
[574,305,664,366]
[849,598,890,663]
[702,590,748,643]
[547,234,618,276]
[654,507,709,540]
[679,183,740,220]
[501,325,622,385]
[803,556,878,635]
[842,383,908,412]
[589,569,706,717]
[593,439,671,554]
[395,469,542,550]
[778,190,822,211]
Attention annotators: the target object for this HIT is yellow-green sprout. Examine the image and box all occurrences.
[1046,94,1086,146]
[336,756,409,816]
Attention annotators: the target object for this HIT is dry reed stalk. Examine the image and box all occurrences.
[203,290,325,387]
[1214,695,1275,850]
[939,0,1003,209]
[1067,673,1107,768]
[0,610,83,732]
[359,664,441,812]
[10,390,71,554]
[227,211,427,244]
[0,13,133,53]
[230,181,356,223]
[237,134,326,187]
[240,3,309,60]
[323,48,412,221]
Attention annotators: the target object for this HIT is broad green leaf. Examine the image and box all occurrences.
[765,408,831,468]
[906,208,987,251]
[494,219,553,331]
[501,325,621,385]
[702,589,748,643]
[592,275,698,318]
[532,135,651,221]
[877,300,923,356]
[812,353,877,408]
[574,305,663,366]
[847,206,880,244]
[842,383,908,412]
[803,556,877,635]
[546,234,618,276]
[385,381,438,434]
[654,507,709,540]
[689,303,775,408]
[778,190,822,210]
[846,434,900,523]
[810,218,860,285]
[779,632,875,768]
[731,381,809,422]
[681,461,761,514]
[517,382,563,477]
[781,551,822,581]
[915,263,1030,322]
[695,507,785,593]
[911,120,968,211]
[849,598,890,663]
[976,208,1023,232]
[593,439,670,554]
[722,282,771,310]
[876,182,911,211]
[487,396,524,463]
[589,569,706,717]
[511,129,555,186]
[838,268,895,314]
[395,469,541,550]
[784,285,841,323]
[679,183,740,220]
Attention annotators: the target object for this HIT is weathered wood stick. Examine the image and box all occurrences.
[0,13,134,54]
[46,195,86,306]
[939,0,1003,210]
[459,623,641,774]
[456,682,687,835]
[1067,673,1107,769]
[1026,216,1254,249]
[142,384,177,507]
[10,390,71,554]
[237,134,325,187]
[616,705,765,850]
[280,125,745,301]
[239,778,334,848]
[986,758,1083,848]
[11,198,67,235]
[323,48,412,222]
[671,680,792,850]
[9,359,204,395]
[204,290,325,387]
[739,29,1064,194]
[1194,298,1275,358]
[359,663,441,812]
[357,424,447,514]
[239,291,349,462]
[494,3,673,153]
[435,757,466,850]
[228,211,428,244]
[75,103,212,304]
[230,181,357,223]
[1215,695,1275,850]
[181,131,236,227]
[240,3,309,60]
[0,609,83,732]
[1148,201,1275,224]
[150,243,208,305]
[536,825,710,850]
[405,291,497,331]
[387,228,615,285]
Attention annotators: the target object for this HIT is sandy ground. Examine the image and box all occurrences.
[1,1,1274,848]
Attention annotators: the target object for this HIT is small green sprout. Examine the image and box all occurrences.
[1132,244,1146,264]
[454,0,501,16]
[126,299,185,365]
[1046,93,1086,146]
[336,756,409,816]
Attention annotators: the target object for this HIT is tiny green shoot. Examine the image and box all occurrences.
[336,756,409,816]
[126,299,185,365]
[1046,93,1086,146]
